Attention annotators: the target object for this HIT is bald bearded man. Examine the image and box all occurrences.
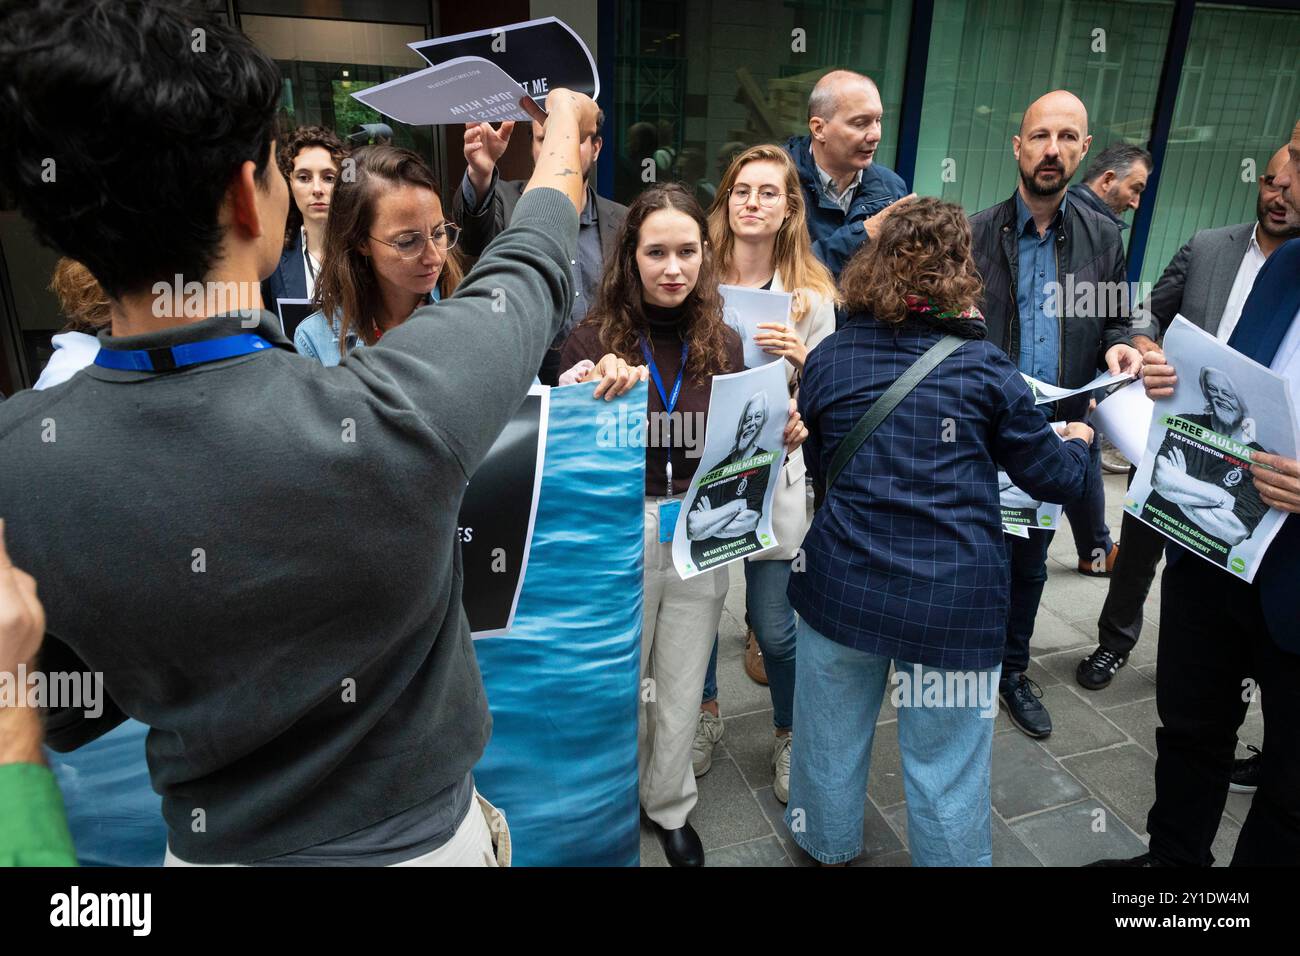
[968,90,1141,739]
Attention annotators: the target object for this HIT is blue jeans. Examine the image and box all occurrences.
[1062,433,1112,563]
[784,620,999,866]
[700,559,798,731]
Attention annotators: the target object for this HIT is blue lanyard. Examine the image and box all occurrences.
[94,333,274,372]
[639,337,689,495]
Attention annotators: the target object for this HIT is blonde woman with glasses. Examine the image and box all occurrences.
[691,145,839,803]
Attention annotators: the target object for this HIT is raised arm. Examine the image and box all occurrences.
[341,91,599,477]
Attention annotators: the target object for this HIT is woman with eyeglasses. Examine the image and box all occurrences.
[295,145,465,366]
[691,145,840,804]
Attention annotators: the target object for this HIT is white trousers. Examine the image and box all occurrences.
[640,496,729,829]
[163,791,511,867]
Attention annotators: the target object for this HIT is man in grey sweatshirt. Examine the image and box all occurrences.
[0,0,597,865]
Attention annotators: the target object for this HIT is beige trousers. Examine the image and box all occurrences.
[640,496,729,829]
[163,791,511,867]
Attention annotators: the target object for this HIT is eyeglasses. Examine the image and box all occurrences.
[728,186,787,207]
[370,224,461,259]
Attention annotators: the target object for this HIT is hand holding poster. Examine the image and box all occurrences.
[674,362,788,578]
[719,284,793,369]
[1125,316,1298,580]
[352,18,598,127]
[999,423,1066,533]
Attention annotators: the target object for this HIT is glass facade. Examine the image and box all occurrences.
[915,0,1173,235]
[1139,2,1300,287]
[610,0,913,206]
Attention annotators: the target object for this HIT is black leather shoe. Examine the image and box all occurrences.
[1000,672,1052,738]
[1085,852,1172,867]
[660,821,704,867]
[1076,646,1129,690]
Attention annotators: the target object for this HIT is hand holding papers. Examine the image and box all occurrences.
[353,18,598,127]
[1125,316,1298,580]
[674,362,789,578]
[719,284,793,369]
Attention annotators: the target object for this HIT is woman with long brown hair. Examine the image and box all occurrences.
[784,197,1093,866]
[560,182,806,866]
[692,145,839,803]
[294,145,464,366]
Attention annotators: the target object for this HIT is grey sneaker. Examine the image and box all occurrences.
[772,734,792,804]
[692,710,724,777]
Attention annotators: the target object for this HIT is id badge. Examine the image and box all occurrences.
[658,499,682,543]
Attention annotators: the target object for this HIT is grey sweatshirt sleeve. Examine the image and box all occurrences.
[342,186,578,477]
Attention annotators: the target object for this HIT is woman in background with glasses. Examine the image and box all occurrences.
[295,145,464,366]
[691,144,839,803]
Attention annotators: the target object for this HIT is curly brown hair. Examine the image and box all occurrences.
[49,258,113,333]
[583,182,732,382]
[840,197,983,325]
[276,125,349,247]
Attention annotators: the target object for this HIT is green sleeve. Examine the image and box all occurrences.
[0,763,78,867]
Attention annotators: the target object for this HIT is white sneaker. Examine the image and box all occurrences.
[692,710,724,777]
[772,733,792,804]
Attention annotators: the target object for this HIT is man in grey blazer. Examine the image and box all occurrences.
[1079,143,1300,691]
[452,112,628,385]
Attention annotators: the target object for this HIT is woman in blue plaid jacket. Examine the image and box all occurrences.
[784,198,1093,866]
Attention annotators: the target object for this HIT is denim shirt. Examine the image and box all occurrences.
[1014,192,1063,386]
[294,290,439,367]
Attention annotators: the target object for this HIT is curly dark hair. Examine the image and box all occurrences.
[840,197,983,325]
[276,125,349,246]
[0,0,281,299]
[582,182,732,383]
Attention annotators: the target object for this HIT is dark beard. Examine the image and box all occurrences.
[1256,194,1300,240]
[1020,164,1067,198]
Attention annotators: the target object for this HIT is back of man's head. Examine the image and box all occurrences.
[0,0,282,300]
[1081,143,1153,186]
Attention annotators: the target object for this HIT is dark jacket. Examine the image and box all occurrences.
[452,172,627,262]
[969,192,1134,421]
[784,135,909,278]
[260,228,309,314]
[1067,183,1127,230]
[0,188,578,863]
[1134,222,1256,340]
[789,314,1089,669]
[1210,237,1300,653]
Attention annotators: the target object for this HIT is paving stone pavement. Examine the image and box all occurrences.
[639,471,1263,866]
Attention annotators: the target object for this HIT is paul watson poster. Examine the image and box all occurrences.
[999,423,1065,535]
[353,18,598,127]
[674,362,788,578]
[1126,316,1298,580]
[459,385,547,636]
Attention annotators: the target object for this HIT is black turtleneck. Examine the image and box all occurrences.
[559,300,745,497]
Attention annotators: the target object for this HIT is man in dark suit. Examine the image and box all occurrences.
[451,111,627,384]
[1079,143,1300,691]
[1092,117,1300,866]
[968,90,1141,739]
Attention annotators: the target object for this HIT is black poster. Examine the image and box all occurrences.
[409,17,599,103]
[274,298,316,344]
[458,387,548,636]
